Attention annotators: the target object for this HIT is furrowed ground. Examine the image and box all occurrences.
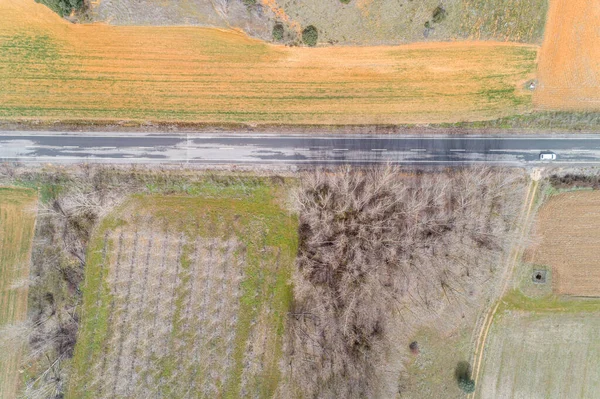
[535,0,600,110]
[529,191,600,297]
[68,183,297,398]
[0,0,537,125]
[0,187,38,399]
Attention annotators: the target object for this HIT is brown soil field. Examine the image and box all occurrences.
[0,0,537,125]
[0,187,38,399]
[530,191,600,296]
[534,0,600,110]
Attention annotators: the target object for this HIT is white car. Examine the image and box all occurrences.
[539,152,557,161]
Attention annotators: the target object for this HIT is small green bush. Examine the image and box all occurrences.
[35,0,84,17]
[432,6,447,23]
[340,0,352,3]
[302,25,318,47]
[458,378,475,393]
[273,24,284,42]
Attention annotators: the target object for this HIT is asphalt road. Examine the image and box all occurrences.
[1,131,600,165]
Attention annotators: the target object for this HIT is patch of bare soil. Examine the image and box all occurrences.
[535,0,600,110]
[530,191,600,296]
[89,0,275,40]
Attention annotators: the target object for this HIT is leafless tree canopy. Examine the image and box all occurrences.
[287,166,525,398]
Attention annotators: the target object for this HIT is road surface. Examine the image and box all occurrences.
[1,132,600,165]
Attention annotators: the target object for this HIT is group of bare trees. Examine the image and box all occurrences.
[0,165,128,399]
[286,166,525,398]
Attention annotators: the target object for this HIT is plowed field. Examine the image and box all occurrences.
[0,187,38,399]
[530,191,600,296]
[0,0,537,125]
[535,0,600,110]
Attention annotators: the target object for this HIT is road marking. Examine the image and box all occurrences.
[450,149,466,152]
[410,149,427,152]
[371,149,387,151]
[489,149,541,153]
[333,148,349,151]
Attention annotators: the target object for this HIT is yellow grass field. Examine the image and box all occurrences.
[535,0,600,110]
[0,187,38,399]
[530,191,600,297]
[0,0,538,125]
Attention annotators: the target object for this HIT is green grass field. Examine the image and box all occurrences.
[68,179,297,398]
[477,310,600,398]
[0,187,38,399]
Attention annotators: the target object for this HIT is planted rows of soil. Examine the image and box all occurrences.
[535,0,600,110]
[530,191,600,297]
[69,191,297,398]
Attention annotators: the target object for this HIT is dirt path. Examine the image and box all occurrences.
[468,171,540,398]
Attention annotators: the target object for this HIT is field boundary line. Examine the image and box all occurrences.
[469,174,539,398]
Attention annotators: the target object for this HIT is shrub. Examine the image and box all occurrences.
[36,0,84,17]
[550,174,600,189]
[340,0,352,3]
[458,378,476,393]
[273,23,285,42]
[432,6,447,23]
[302,25,319,47]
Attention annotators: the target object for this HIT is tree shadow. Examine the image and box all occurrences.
[455,360,472,382]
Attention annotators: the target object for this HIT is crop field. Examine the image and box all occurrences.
[535,0,600,110]
[477,311,600,398]
[68,183,297,398]
[529,191,600,296]
[0,187,38,399]
[0,0,538,125]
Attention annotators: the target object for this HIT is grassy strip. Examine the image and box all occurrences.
[499,289,600,313]
[0,187,38,399]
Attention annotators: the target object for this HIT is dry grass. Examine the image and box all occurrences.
[529,191,600,297]
[477,311,600,398]
[68,185,297,398]
[0,0,537,125]
[274,0,548,45]
[0,187,38,399]
[535,0,600,110]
